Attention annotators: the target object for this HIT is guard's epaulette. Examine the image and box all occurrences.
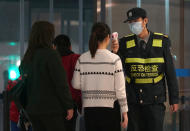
[124,33,135,38]
[154,32,164,36]
[120,34,135,41]
[154,32,168,38]
[119,34,134,41]
[163,34,168,38]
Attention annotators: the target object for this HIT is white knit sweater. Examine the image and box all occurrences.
[72,49,128,113]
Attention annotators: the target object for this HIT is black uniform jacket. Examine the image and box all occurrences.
[118,31,179,105]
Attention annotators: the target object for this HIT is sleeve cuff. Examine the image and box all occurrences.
[118,98,128,113]
[169,98,179,105]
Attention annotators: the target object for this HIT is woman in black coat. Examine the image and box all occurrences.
[20,21,74,131]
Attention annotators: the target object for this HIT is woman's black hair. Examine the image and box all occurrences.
[89,22,111,58]
[53,34,72,56]
[22,21,55,62]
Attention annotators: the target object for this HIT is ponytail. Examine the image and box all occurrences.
[89,22,111,58]
[89,32,98,58]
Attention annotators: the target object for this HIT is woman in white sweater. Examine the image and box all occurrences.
[72,22,128,131]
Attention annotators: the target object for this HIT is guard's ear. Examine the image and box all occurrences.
[144,17,148,25]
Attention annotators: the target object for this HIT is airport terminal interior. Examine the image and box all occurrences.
[0,0,190,131]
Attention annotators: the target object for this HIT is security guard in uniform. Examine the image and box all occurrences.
[111,7,179,131]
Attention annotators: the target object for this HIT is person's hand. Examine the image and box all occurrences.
[111,39,119,53]
[170,104,179,112]
[66,109,74,120]
[121,112,128,129]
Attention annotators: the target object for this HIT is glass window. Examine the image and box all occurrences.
[107,0,136,37]
[53,0,79,53]
[0,0,20,92]
[0,0,95,94]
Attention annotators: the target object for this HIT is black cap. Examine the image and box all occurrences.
[124,7,147,23]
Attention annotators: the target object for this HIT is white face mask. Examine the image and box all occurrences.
[128,21,144,35]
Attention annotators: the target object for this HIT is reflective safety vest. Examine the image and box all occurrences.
[124,32,168,85]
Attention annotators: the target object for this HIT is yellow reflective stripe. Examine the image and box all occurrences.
[154,32,163,36]
[163,35,168,38]
[154,73,164,83]
[135,78,153,84]
[135,73,164,84]
[152,39,162,47]
[126,76,131,83]
[126,40,136,48]
[125,58,165,64]
[125,34,135,37]
[154,32,169,38]
[125,74,164,84]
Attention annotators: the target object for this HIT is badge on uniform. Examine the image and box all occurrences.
[129,11,132,17]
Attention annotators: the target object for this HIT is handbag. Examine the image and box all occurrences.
[9,73,32,130]
[17,109,32,131]
[9,74,28,109]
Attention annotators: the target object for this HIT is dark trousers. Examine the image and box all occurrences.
[84,101,121,131]
[29,114,66,131]
[127,103,166,131]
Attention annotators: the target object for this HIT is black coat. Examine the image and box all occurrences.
[20,48,73,115]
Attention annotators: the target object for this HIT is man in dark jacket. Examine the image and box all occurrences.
[111,7,179,131]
